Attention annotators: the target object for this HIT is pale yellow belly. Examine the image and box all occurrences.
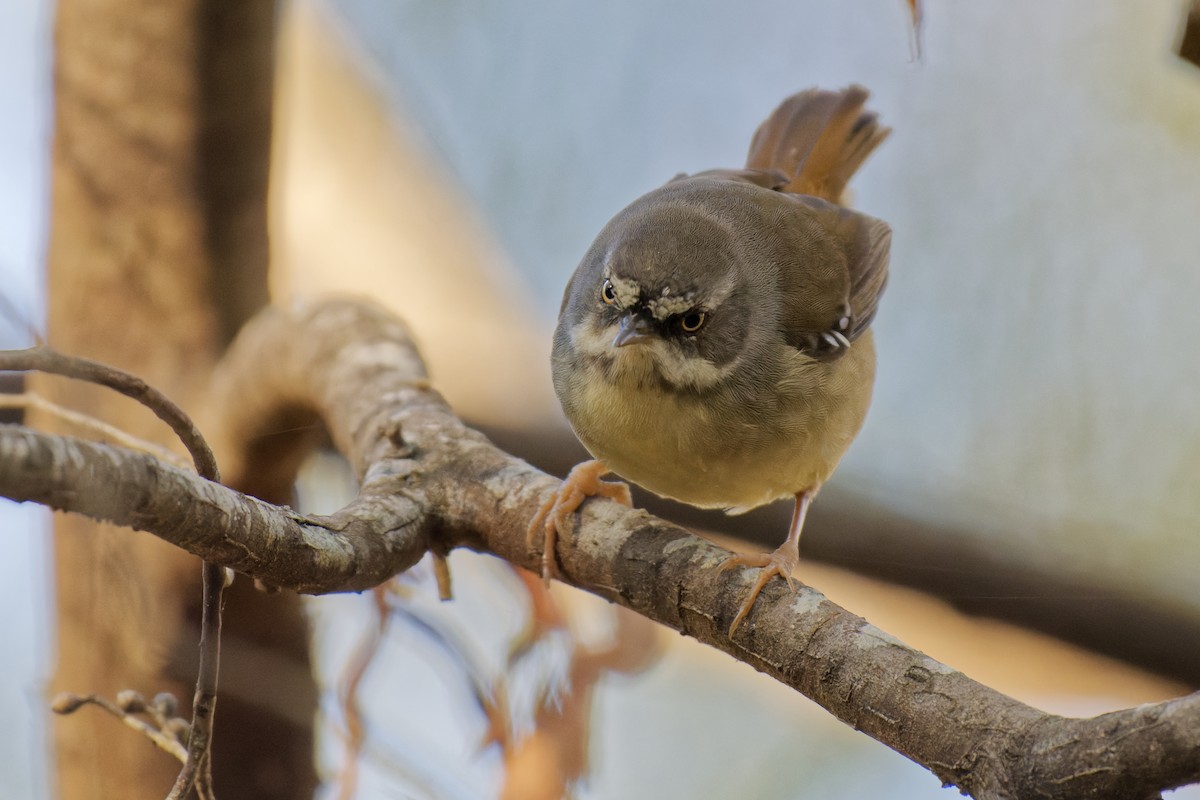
[568,334,875,511]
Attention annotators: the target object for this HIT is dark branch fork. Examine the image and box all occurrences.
[2,298,1197,800]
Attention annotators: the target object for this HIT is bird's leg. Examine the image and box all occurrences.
[720,490,813,634]
[527,460,632,585]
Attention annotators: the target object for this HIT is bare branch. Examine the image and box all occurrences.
[168,560,225,800]
[0,392,187,467]
[52,692,189,763]
[5,297,1200,799]
[0,346,217,478]
[0,345,225,799]
[334,586,391,800]
[0,425,429,591]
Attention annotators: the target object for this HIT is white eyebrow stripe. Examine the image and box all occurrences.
[646,294,699,318]
[644,270,736,320]
[606,275,642,308]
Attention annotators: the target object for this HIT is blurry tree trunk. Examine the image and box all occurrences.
[43,0,317,797]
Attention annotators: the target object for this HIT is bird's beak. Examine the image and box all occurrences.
[612,313,654,347]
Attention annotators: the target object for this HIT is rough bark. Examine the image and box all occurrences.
[43,0,314,797]
[484,422,1200,687]
[5,297,1197,800]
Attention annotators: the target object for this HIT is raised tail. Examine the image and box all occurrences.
[745,86,890,204]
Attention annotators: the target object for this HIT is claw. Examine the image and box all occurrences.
[719,490,814,635]
[527,461,631,585]
[720,545,801,634]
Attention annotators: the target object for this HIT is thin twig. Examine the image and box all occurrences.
[906,0,924,61]
[335,586,391,800]
[0,346,226,800]
[51,693,189,762]
[173,560,226,800]
[0,392,188,467]
[0,346,218,477]
[432,553,453,601]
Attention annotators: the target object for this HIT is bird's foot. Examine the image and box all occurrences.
[719,543,800,634]
[527,460,631,585]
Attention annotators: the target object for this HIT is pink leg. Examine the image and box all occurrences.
[720,491,812,633]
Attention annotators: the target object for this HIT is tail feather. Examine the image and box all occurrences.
[745,86,890,204]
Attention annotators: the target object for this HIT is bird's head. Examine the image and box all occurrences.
[558,190,756,393]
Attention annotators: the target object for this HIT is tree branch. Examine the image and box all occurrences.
[0,345,226,799]
[0,425,427,592]
[3,297,1199,799]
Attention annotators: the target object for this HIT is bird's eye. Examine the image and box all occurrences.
[678,311,707,334]
[601,280,617,305]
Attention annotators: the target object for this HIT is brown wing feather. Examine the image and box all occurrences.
[746,86,892,352]
[838,207,892,341]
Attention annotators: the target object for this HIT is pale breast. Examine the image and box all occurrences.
[562,333,876,511]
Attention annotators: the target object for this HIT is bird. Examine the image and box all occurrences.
[530,86,891,633]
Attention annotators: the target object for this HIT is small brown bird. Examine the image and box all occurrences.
[531,86,891,632]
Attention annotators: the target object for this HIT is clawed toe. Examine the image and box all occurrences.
[722,547,800,634]
[527,461,631,585]
[526,493,574,584]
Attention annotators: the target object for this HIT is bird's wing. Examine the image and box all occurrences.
[823,203,892,344]
[748,86,892,359]
[773,197,891,360]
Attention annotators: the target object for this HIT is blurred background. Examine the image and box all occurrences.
[5,0,1200,797]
